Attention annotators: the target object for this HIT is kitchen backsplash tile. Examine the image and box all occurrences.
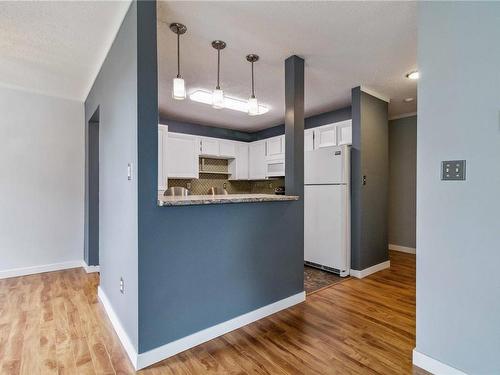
[250,179,285,194]
[165,158,284,195]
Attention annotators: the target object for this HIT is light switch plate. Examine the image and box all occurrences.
[441,160,466,181]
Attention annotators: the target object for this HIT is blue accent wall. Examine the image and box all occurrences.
[252,106,351,140]
[136,1,304,353]
[138,203,304,352]
[351,87,389,271]
[160,117,254,142]
[161,106,351,143]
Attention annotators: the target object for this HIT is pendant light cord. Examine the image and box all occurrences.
[251,62,255,98]
[216,49,221,90]
[177,33,181,78]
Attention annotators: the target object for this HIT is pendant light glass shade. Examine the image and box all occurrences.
[172,77,186,100]
[212,88,224,109]
[248,96,259,116]
[170,23,187,100]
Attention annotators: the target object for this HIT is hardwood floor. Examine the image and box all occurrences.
[0,251,428,374]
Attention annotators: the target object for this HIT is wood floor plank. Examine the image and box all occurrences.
[0,251,430,374]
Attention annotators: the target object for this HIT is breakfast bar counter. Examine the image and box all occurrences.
[158,194,299,207]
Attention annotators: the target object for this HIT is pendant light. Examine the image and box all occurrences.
[246,54,259,116]
[170,23,187,100]
[211,40,226,109]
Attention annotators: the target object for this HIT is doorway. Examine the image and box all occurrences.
[86,108,100,267]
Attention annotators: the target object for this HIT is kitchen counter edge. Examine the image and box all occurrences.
[158,194,299,207]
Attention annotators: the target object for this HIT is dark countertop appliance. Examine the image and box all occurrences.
[274,186,285,195]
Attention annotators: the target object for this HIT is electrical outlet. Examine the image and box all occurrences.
[223,182,227,189]
[186,182,192,189]
[441,160,466,181]
[120,277,124,294]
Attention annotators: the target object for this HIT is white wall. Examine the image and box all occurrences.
[417,2,500,374]
[0,85,84,277]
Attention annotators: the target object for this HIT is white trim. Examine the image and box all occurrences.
[389,111,417,121]
[98,286,138,369]
[360,86,391,103]
[0,260,83,280]
[413,349,468,375]
[389,244,416,254]
[136,291,306,370]
[350,260,390,279]
[83,264,100,273]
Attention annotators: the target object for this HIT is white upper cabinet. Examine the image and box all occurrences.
[305,129,314,152]
[200,137,236,158]
[336,120,352,145]
[158,125,169,189]
[200,138,219,156]
[265,135,285,160]
[309,120,352,150]
[219,140,236,158]
[166,133,199,179]
[313,124,337,148]
[161,119,351,184]
[249,141,267,180]
[229,142,249,180]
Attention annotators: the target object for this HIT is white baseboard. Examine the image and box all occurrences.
[98,286,138,369]
[83,263,100,273]
[413,349,468,375]
[0,260,83,280]
[350,260,390,279]
[389,244,416,254]
[130,291,304,370]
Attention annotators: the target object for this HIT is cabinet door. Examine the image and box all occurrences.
[304,129,314,152]
[249,141,266,180]
[229,142,249,180]
[266,135,284,159]
[336,120,352,145]
[158,125,169,189]
[236,143,249,179]
[166,134,199,179]
[219,140,236,158]
[200,138,219,156]
[265,159,285,177]
[314,124,337,149]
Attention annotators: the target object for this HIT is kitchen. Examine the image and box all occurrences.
[156,17,354,292]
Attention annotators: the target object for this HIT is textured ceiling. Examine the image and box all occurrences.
[0,1,131,100]
[158,1,417,131]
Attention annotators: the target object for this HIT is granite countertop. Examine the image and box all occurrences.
[158,194,299,207]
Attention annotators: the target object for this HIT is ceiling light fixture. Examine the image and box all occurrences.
[170,23,187,100]
[211,40,226,109]
[246,54,259,116]
[189,89,269,115]
[406,70,419,80]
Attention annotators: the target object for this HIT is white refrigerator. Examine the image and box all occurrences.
[304,144,350,277]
